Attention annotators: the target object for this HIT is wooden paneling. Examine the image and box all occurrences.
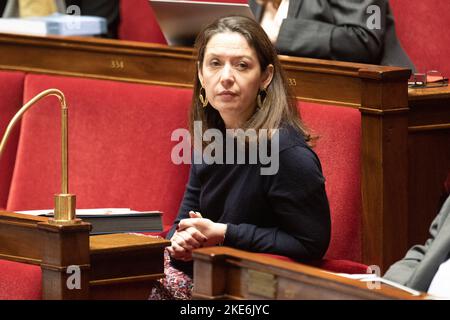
[88,233,169,300]
[407,93,450,247]
[0,33,196,88]
[0,211,47,264]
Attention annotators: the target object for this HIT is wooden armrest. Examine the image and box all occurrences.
[192,247,428,300]
[88,233,170,300]
[0,210,170,299]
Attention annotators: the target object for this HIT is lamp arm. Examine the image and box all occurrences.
[0,88,77,224]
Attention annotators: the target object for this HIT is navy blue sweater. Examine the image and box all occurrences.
[167,125,331,275]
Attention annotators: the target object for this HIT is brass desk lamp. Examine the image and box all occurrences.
[0,89,78,225]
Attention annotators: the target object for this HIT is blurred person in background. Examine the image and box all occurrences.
[250,0,415,69]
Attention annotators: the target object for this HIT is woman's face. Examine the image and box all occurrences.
[199,32,273,128]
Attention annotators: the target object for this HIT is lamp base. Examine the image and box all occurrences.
[49,193,79,225]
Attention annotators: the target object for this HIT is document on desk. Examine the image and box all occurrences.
[0,14,107,36]
[427,259,450,299]
[335,273,422,296]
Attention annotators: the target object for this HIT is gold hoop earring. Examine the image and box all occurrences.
[199,86,208,108]
[257,88,267,109]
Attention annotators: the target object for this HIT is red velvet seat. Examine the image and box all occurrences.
[1,73,184,299]
[0,260,41,300]
[390,0,450,76]
[260,102,364,274]
[299,102,362,263]
[2,74,194,299]
[7,74,193,231]
[0,71,34,300]
[0,71,24,210]
[118,0,166,44]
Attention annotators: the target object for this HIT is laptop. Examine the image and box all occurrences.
[149,0,255,46]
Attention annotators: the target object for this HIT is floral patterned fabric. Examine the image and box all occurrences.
[149,250,193,300]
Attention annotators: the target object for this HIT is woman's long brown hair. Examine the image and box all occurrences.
[190,15,312,145]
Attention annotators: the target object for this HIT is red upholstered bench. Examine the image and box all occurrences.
[1,73,366,299]
[1,74,192,299]
[0,260,42,300]
[0,71,24,210]
[0,71,37,300]
[259,102,366,274]
[7,74,192,231]
[300,102,362,264]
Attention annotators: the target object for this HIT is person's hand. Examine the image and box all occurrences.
[177,211,227,247]
[167,226,208,261]
[167,211,206,261]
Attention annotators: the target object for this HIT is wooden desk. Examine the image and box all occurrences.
[407,86,450,247]
[192,247,427,300]
[0,33,449,271]
[0,211,169,299]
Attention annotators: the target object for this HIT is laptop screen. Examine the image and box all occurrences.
[149,0,255,46]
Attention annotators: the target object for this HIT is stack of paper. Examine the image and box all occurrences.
[0,13,107,36]
[336,273,422,296]
[17,208,163,235]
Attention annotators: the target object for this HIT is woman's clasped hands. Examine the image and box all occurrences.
[167,211,227,261]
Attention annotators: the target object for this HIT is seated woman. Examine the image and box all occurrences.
[150,15,331,300]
